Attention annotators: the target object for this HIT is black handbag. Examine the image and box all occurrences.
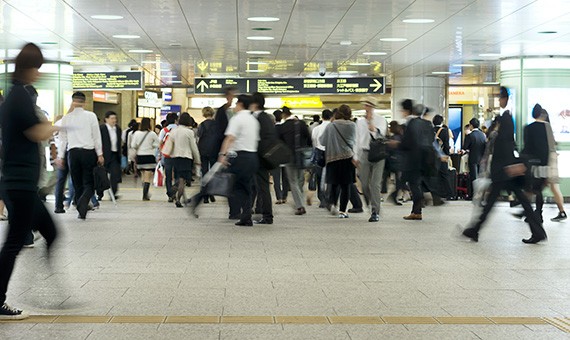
[368,129,388,163]
[262,140,293,169]
[294,121,313,169]
[311,148,326,168]
[93,166,111,192]
[205,172,235,197]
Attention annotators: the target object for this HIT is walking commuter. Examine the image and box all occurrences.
[320,105,356,218]
[0,43,59,319]
[462,118,487,199]
[386,121,406,205]
[131,118,159,201]
[158,113,178,201]
[251,92,278,224]
[309,114,321,134]
[56,92,104,220]
[98,111,122,200]
[168,113,201,208]
[311,109,332,208]
[431,114,453,204]
[277,107,311,215]
[462,87,547,244]
[217,94,260,226]
[271,109,289,204]
[121,119,138,175]
[214,87,236,154]
[354,97,388,222]
[197,107,217,204]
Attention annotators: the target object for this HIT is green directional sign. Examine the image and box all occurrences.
[193,77,384,95]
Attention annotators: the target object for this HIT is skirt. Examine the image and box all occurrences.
[136,155,156,171]
[172,157,194,181]
[326,158,355,185]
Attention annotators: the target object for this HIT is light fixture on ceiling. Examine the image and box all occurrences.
[161,75,177,78]
[170,81,183,83]
[350,62,371,66]
[129,49,153,53]
[113,34,140,39]
[338,70,358,74]
[247,17,280,22]
[380,37,407,42]
[246,50,271,54]
[402,18,435,24]
[246,69,265,73]
[363,52,387,56]
[247,36,274,41]
[432,71,451,75]
[483,82,500,85]
[141,60,160,64]
[453,63,475,67]
[538,31,557,34]
[246,61,268,65]
[339,40,352,46]
[169,43,182,47]
[40,42,58,45]
[91,15,124,20]
[479,53,501,57]
[252,27,272,31]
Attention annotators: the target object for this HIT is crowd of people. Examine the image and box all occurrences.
[0,43,566,320]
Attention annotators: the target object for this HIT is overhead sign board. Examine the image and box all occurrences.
[193,77,384,95]
[73,72,144,91]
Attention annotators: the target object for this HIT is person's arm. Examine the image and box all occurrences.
[24,122,58,143]
[189,130,201,165]
[217,135,236,166]
[151,132,160,149]
[130,132,138,149]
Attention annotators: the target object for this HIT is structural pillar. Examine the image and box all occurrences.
[391,76,446,120]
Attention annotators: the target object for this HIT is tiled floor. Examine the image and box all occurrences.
[1,178,569,339]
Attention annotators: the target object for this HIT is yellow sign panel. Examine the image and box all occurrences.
[282,97,323,109]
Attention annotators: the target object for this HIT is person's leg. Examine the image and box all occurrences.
[281,167,290,201]
[330,184,341,208]
[550,182,566,216]
[109,157,121,196]
[270,168,282,201]
[406,173,423,215]
[68,150,84,207]
[464,183,502,235]
[358,158,372,209]
[54,162,69,211]
[512,185,547,241]
[381,164,389,194]
[468,163,478,198]
[285,165,303,209]
[78,151,97,218]
[339,183,350,213]
[256,168,273,221]
[369,160,385,214]
[163,158,174,199]
[349,183,363,209]
[0,190,35,307]
[32,196,58,249]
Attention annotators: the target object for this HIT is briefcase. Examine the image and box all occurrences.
[93,166,111,192]
[205,172,235,197]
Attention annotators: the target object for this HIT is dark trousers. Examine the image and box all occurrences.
[468,180,546,239]
[404,170,423,214]
[468,163,480,198]
[315,166,327,207]
[0,190,58,304]
[432,161,453,202]
[255,167,273,220]
[55,154,69,210]
[228,152,259,222]
[330,183,351,212]
[349,183,363,209]
[163,158,175,197]
[69,148,97,218]
[201,155,216,178]
[99,154,121,198]
[271,167,289,201]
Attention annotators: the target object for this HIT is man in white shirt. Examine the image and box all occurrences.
[218,94,260,226]
[311,109,332,207]
[354,97,388,222]
[56,92,104,219]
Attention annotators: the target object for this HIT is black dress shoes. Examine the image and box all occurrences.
[54,208,65,214]
[522,236,547,244]
[229,215,240,220]
[235,220,253,227]
[254,218,273,225]
[462,228,479,242]
[348,208,364,213]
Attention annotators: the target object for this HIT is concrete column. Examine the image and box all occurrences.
[391,76,446,120]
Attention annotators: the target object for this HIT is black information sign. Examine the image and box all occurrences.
[73,72,144,90]
[193,77,384,95]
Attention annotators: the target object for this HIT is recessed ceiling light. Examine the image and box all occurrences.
[247,17,280,22]
[246,61,268,65]
[161,75,177,78]
[350,62,371,66]
[432,71,451,75]
[363,52,387,56]
[338,70,358,74]
[402,18,435,24]
[453,63,475,67]
[40,42,58,45]
[85,47,114,50]
[247,36,274,41]
[246,69,265,73]
[380,38,407,42]
[170,81,183,83]
[246,50,271,54]
[483,82,500,85]
[91,15,124,20]
[538,31,557,34]
[113,34,140,39]
[141,60,160,64]
[129,49,153,53]
[479,53,501,57]
[169,43,182,47]
[252,27,272,31]
[340,40,352,46]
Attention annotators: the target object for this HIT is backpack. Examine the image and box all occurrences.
[159,127,172,158]
[435,127,444,150]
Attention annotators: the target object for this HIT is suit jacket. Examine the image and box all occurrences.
[277,119,311,153]
[490,111,517,182]
[400,117,435,173]
[100,124,122,166]
[256,111,278,169]
[522,122,549,166]
[434,125,451,156]
[464,129,486,165]
[213,103,230,154]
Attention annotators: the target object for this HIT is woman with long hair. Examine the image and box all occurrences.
[131,118,159,200]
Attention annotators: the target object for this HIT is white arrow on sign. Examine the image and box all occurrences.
[196,80,209,92]
[370,79,383,92]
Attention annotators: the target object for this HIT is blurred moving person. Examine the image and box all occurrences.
[311,109,332,208]
[131,118,159,201]
[461,118,487,200]
[197,107,217,204]
[0,43,59,320]
[158,113,178,201]
[98,111,122,200]
[271,109,289,204]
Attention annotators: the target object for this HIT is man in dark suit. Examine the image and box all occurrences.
[462,87,547,244]
[98,111,122,199]
[251,92,278,224]
[462,118,487,199]
[214,87,236,155]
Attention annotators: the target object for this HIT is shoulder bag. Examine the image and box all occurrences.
[294,120,313,169]
[368,127,388,163]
